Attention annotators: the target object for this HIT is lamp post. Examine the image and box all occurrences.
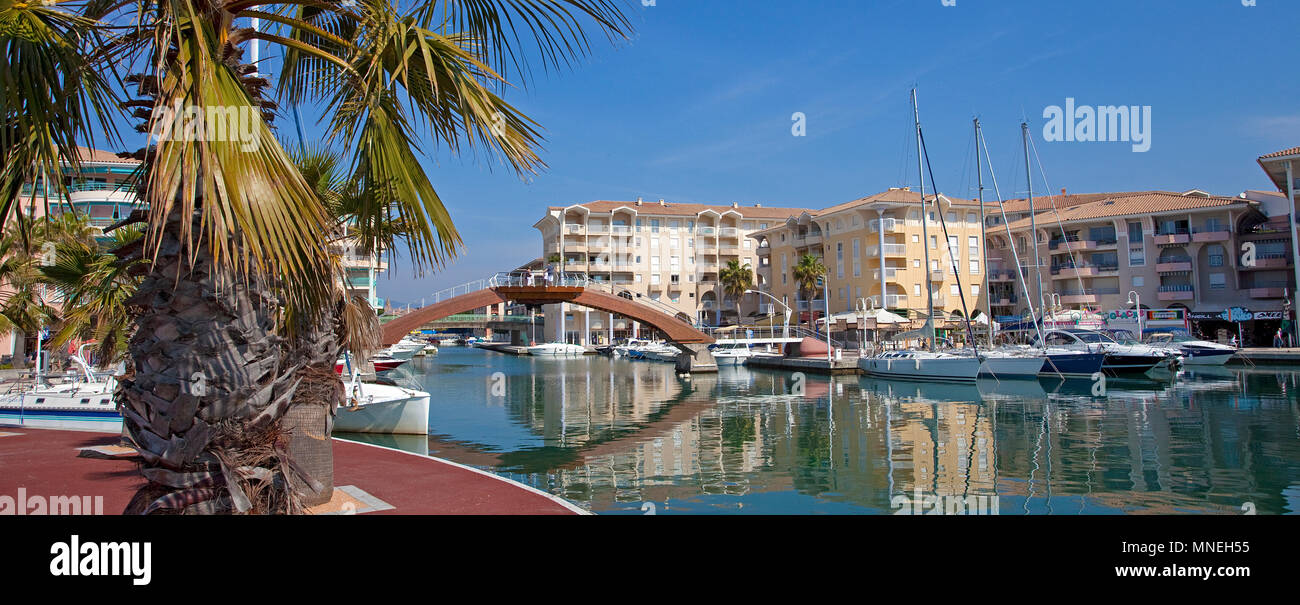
[1128,290,1143,339]
[746,289,792,339]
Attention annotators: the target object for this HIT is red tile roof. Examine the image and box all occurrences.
[549,200,813,220]
[70,146,140,165]
[1259,146,1300,160]
[1001,191,1252,232]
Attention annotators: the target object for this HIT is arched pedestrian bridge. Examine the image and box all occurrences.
[381,273,717,372]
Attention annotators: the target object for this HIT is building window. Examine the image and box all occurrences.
[969,260,979,274]
[913,284,921,297]
[853,260,861,277]
[950,284,959,296]
[1207,245,1224,267]
[971,284,980,297]
[930,236,937,249]
[1210,273,1226,290]
[853,238,860,258]
[912,234,920,243]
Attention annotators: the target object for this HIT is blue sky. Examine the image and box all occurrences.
[280,1,1300,304]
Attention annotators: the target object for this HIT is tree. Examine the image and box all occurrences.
[792,253,827,327]
[719,259,753,326]
[2,0,631,514]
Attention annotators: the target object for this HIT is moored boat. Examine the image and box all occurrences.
[334,376,431,435]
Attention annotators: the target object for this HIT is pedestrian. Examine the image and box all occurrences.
[1230,334,1238,348]
[544,263,554,286]
[1275,328,1284,348]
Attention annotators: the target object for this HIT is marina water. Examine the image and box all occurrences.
[338,347,1300,515]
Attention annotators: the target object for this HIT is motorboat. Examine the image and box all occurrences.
[858,350,982,382]
[711,343,753,366]
[1143,329,1236,366]
[1034,329,1173,376]
[334,371,431,435]
[334,354,408,374]
[0,345,121,433]
[526,342,586,357]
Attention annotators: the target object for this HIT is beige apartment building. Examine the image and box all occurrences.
[749,188,993,324]
[532,199,810,343]
[985,189,1294,337]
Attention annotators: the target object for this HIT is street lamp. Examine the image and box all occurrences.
[1127,290,1142,339]
[746,289,792,339]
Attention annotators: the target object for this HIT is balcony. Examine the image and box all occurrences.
[1156,258,1193,273]
[869,294,908,308]
[697,226,718,237]
[756,246,771,256]
[873,267,901,281]
[1050,237,1102,251]
[869,218,903,233]
[795,233,823,247]
[1061,293,1099,304]
[719,227,740,238]
[988,269,1015,282]
[991,296,1017,306]
[1241,255,1292,270]
[564,223,586,235]
[1153,230,1190,245]
[718,245,741,256]
[563,244,587,254]
[1250,287,1286,299]
[587,240,612,252]
[1157,285,1194,301]
[610,225,633,237]
[929,269,944,282]
[1191,228,1230,243]
[868,243,907,257]
[667,279,683,291]
[697,278,718,288]
[698,245,719,255]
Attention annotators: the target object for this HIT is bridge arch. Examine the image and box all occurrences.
[380,283,716,351]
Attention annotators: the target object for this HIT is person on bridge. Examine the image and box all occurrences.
[545,264,555,286]
[524,270,534,286]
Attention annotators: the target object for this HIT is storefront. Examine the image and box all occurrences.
[1188,307,1293,346]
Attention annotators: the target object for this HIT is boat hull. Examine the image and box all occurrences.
[1038,352,1107,377]
[1180,347,1234,366]
[0,408,122,432]
[1102,354,1165,375]
[979,356,1046,378]
[334,393,430,435]
[858,356,981,382]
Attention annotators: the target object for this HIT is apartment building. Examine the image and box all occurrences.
[749,188,992,324]
[532,199,810,343]
[985,188,1295,343]
[3,147,388,363]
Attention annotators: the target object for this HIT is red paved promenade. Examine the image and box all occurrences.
[0,428,583,515]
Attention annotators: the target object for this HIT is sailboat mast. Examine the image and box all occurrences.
[913,90,936,352]
[976,118,992,348]
[1022,122,1048,334]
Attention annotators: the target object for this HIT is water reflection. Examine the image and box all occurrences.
[343,349,1300,515]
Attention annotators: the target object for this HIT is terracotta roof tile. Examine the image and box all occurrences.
[1259,146,1300,160]
[1001,192,1252,232]
[551,200,813,219]
[70,146,140,165]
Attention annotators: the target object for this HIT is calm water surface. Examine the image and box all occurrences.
[340,347,1300,515]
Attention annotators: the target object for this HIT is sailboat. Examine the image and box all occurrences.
[859,89,982,382]
[973,119,1105,378]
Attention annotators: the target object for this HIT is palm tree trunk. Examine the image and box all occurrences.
[118,203,311,514]
[282,305,345,506]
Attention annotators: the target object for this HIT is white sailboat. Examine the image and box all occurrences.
[859,89,985,382]
[0,344,121,432]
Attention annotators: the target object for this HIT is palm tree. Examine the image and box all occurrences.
[36,217,145,367]
[0,212,99,366]
[719,259,753,326]
[3,0,630,514]
[792,253,827,328]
